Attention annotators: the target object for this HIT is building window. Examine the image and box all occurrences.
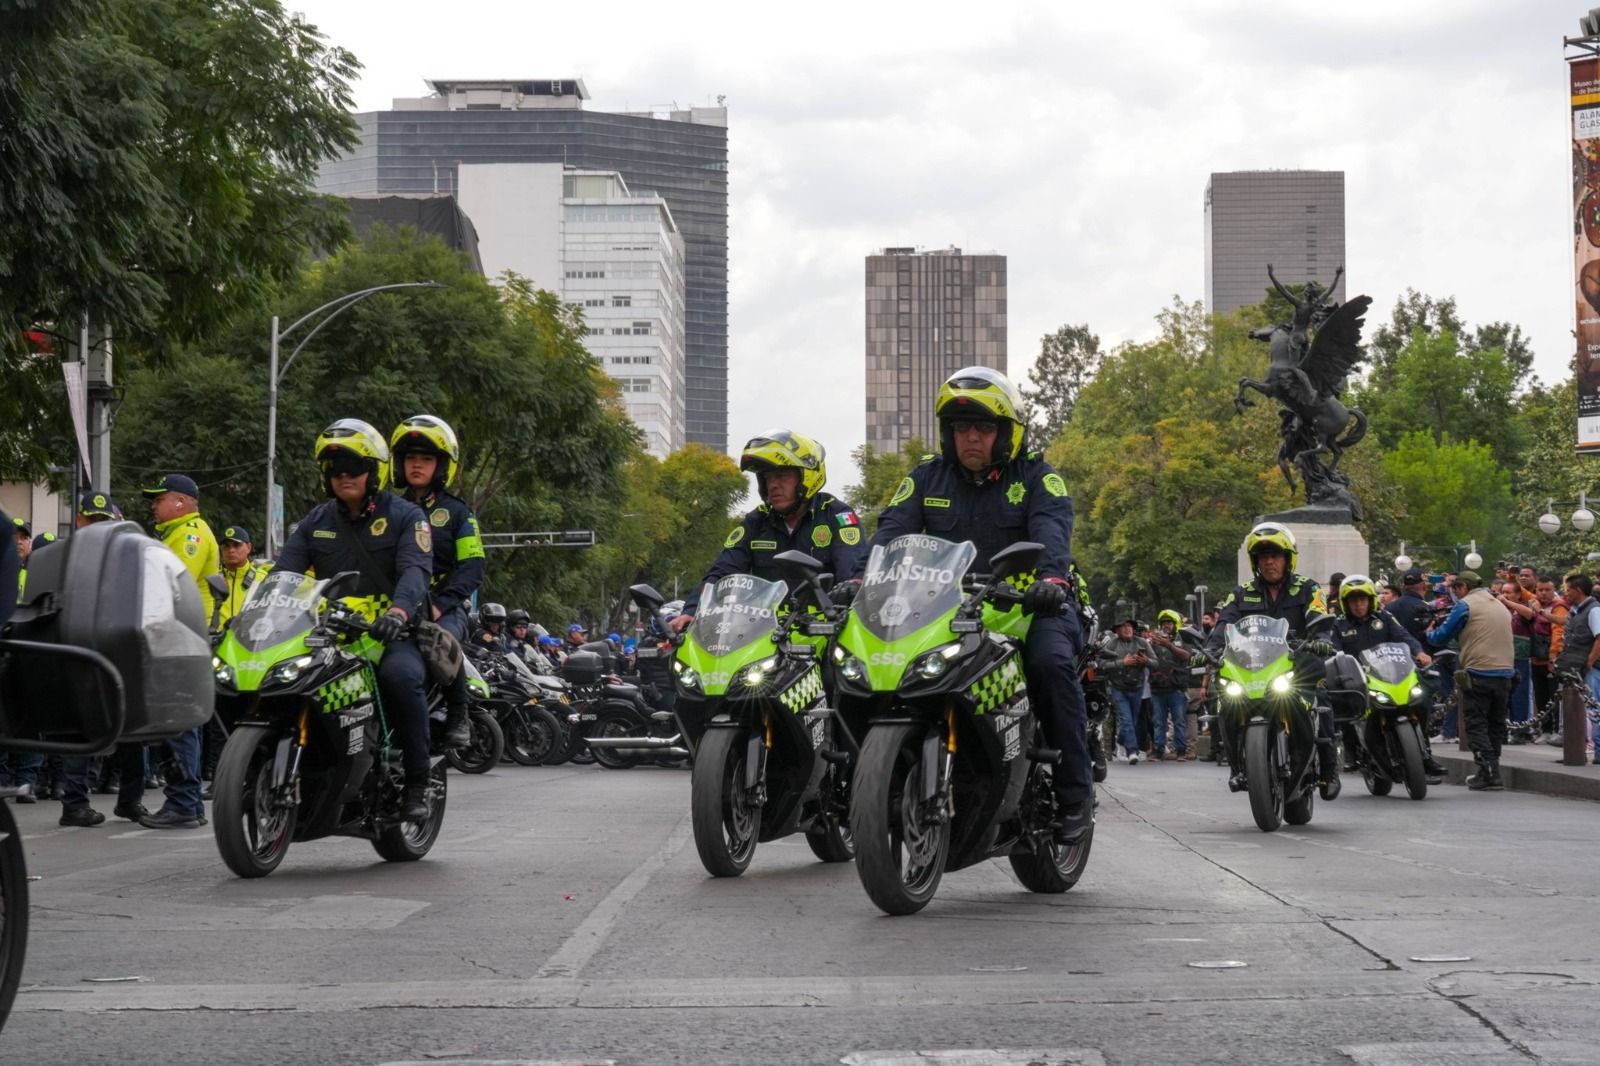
[631,321,652,335]
[613,295,632,307]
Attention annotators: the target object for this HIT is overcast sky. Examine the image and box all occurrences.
[293,0,1580,483]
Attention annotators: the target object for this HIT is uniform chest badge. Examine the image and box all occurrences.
[1006,482,1026,505]
[430,507,450,527]
[1371,619,1382,629]
[812,524,832,549]
[370,517,388,537]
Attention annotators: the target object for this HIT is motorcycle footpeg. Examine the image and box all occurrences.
[819,749,851,766]
[1026,746,1062,764]
[650,711,675,723]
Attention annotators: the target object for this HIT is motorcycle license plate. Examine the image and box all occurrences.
[576,713,596,721]
[636,648,659,658]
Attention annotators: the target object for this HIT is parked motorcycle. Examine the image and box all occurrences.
[1213,614,1334,832]
[211,570,448,877]
[1326,643,1429,800]
[659,558,853,876]
[583,600,693,768]
[442,660,503,774]
[839,535,1092,915]
[468,647,564,766]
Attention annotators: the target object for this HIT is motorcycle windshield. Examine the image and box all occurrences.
[1360,643,1417,685]
[856,534,978,643]
[230,571,326,652]
[1222,615,1291,673]
[690,575,787,658]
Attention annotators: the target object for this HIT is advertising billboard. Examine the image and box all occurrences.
[1572,56,1600,451]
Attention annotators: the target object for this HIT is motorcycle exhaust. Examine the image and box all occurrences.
[585,734,686,752]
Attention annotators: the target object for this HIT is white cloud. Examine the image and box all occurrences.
[293,0,1580,495]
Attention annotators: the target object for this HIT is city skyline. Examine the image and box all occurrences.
[293,1,1574,473]
[1205,171,1348,318]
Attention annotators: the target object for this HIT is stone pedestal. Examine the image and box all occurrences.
[1237,504,1370,588]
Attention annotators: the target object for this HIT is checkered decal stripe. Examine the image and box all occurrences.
[779,665,824,712]
[316,671,371,713]
[967,655,1024,714]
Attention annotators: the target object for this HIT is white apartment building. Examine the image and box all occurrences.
[456,163,687,456]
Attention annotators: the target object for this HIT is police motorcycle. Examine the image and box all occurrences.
[839,534,1091,916]
[466,645,564,766]
[582,590,694,768]
[1324,643,1430,800]
[1212,614,1337,832]
[211,570,448,877]
[0,520,213,1028]
[646,559,854,877]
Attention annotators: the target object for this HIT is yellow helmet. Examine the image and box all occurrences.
[1157,609,1185,629]
[1338,573,1378,612]
[740,430,826,509]
[935,366,1027,465]
[1244,522,1298,575]
[314,418,389,497]
[390,414,461,488]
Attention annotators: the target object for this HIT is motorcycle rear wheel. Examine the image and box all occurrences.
[0,800,28,1029]
[1396,722,1428,801]
[852,722,951,915]
[446,710,503,774]
[1010,823,1095,893]
[213,724,299,878]
[505,705,560,766]
[589,711,644,770]
[373,763,448,862]
[691,727,762,876]
[1245,723,1283,833]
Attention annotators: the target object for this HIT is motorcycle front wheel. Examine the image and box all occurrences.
[1244,722,1283,833]
[373,762,448,862]
[851,722,951,915]
[0,800,28,1029]
[447,710,504,774]
[1396,721,1428,801]
[213,724,299,878]
[505,705,560,766]
[691,727,762,876]
[589,711,644,770]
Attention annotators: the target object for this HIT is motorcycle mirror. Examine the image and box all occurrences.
[323,570,360,601]
[818,573,835,592]
[1307,613,1337,635]
[205,573,228,600]
[629,583,665,611]
[988,541,1045,583]
[774,549,824,583]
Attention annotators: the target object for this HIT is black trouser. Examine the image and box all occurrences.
[376,638,433,781]
[1022,612,1093,806]
[63,743,145,812]
[1461,674,1513,761]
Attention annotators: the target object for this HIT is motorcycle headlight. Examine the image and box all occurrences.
[1224,681,1245,699]
[740,655,780,689]
[675,664,702,692]
[1410,685,1425,701]
[911,642,962,681]
[267,654,315,686]
[213,656,235,687]
[1270,674,1293,695]
[1372,691,1392,705]
[838,654,867,683]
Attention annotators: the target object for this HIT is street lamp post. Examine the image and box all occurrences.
[263,282,444,557]
[1536,493,1597,538]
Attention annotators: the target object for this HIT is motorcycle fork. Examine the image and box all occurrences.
[271,707,309,805]
[918,707,955,818]
[743,712,770,806]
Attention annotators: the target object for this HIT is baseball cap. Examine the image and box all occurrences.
[219,524,253,545]
[568,622,587,634]
[78,491,118,520]
[1456,570,1484,589]
[11,516,30,538]
[1402,568,1424,584]
[142,473,200,499]
[31,531,58,551]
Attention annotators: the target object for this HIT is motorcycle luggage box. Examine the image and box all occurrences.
[561,650,604,685]
[578,640,618,671]
[1322,653,1367,723]
[2,521,212,745]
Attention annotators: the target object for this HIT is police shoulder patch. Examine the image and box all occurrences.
[889,477,915,507]
[415,521,432,554]
[840,526,861,546]
[1042,473,1068,497]
[724,525,746,549]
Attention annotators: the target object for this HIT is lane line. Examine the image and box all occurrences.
[532,813,692,980]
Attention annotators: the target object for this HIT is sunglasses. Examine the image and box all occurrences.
[323,456,369,477]
[949,419,999,435]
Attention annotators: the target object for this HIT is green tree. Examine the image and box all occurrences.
[0,0,358,480]
[844,438,929,533]
[1021,324,1102,446]
[1380,431,1513,567]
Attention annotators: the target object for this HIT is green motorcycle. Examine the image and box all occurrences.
[212,570,448,878]
[662,559,854,876]
[1329,643,1430,800]
[1215,614,1328,832]
[838,534,1092,915]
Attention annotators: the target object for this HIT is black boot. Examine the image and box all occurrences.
[1467,757,1503,791]
[1422,755,1446,783]
[1052,798,1092,844]
[400,779,430,821]
[442,704,471,749]
[1317,739,1342,800]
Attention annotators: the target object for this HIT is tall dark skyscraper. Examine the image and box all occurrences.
[1204,170,1346,317]
[315,79,729,450]
[864,247,1007,455]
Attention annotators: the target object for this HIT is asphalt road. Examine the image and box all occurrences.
[4,755,1594,1065]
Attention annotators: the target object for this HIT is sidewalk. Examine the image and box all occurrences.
[1433,741,1600,803]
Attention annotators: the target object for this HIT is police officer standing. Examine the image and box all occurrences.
[852,368,1092,843]
[138,474,221,828]
[215,525,272,625]
[1207,523,1341,799]
[390,415,484,749]
[275,419,436,820]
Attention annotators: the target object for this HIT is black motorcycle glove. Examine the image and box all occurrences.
[1022,578,1068,616]
[1304,639,1335,658]
[830,579,862,609]
[369,611,408,644]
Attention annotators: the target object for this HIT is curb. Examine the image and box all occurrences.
[1432,750,1600,803]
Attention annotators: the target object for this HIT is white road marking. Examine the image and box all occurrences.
[533,813,692,980]
[1336,1043,1527,1064]
[841,1051,1105,1066]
